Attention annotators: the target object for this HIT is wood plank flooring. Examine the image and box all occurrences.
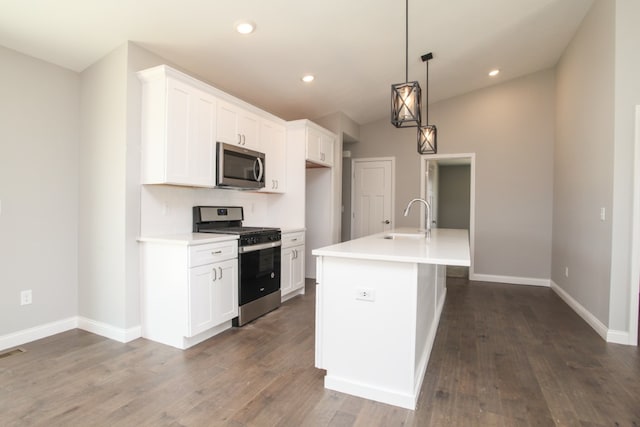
[1,278,639,426]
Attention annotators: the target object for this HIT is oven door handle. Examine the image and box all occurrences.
[238,240,281,253]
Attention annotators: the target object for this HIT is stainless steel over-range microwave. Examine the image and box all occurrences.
[216,142,265,190]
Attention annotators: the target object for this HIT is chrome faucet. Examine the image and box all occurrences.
[403,198,431,239]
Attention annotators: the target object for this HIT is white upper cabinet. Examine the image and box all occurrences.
[138,66,217,187]
[306,124,335,167]
[217,100,261,151]
[260,120,287,193]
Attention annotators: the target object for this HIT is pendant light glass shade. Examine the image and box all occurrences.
[417,52,437,154]
[418,124,437,154]
[391,81,421,128]
[390,0,421,128]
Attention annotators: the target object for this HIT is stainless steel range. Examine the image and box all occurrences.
[193,206,281,326]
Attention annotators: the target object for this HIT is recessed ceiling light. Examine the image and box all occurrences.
[488,69,500,77]
[235,20,256,35]
[301,74,315,83]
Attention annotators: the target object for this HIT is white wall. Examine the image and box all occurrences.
[0,45,79,336]
[357,69,555,281]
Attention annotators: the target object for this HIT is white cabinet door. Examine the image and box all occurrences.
[291,245,305,292]
[211,258,238,325]
[188,258,238,337]
[281,244,305,299]
[140,71,217,187]
[260,120,286,193]
[188,264,215,337]
[217,100,260,150]
[281,246,294,296]
[306,126,334,167]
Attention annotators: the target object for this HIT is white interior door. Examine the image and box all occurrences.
[351,158,394,239]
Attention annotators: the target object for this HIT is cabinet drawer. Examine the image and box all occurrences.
[282,231,305,248]
[189,241,238,267]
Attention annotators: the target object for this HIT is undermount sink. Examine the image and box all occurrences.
[382,232,427,240]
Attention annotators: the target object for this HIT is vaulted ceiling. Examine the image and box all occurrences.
[0,0,594,124]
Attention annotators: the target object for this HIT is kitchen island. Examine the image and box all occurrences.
[312,228,470,409]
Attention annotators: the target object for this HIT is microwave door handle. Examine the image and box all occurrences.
[254,157,264,182]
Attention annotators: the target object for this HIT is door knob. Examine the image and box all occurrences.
[382,220,390,224]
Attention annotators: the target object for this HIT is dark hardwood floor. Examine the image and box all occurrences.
[1,278,639,426]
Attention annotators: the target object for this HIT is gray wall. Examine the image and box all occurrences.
[552,0,614,330]
[79,42,168,331]
[356,69,555,280]
[0,45,80,335]
[437,165,470,229]
[553,0,640,333]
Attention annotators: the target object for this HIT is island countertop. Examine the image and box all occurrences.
[312,227,470,266]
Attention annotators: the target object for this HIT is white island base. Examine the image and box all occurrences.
[313,228,470,410]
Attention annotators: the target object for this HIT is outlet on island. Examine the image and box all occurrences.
[356,288,375,302]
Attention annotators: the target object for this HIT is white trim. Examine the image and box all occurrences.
[78,317,141,343]
[471,273,550,287]
[628,105,640,346]
[421,153,476,277]
[607,329,630,345]
[350,157,396,240]
[0,317,78,351]
[550,281,608,341]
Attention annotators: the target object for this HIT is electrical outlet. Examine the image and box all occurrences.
[20,290,32,305]
[356,288,375,302]
[565,267,569,278]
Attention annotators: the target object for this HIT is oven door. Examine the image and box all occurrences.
[217,142,265,189]
[238,242,281,305]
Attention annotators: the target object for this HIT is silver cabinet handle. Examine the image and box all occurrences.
[218,266,223,279]
[211,250,223,255]
[237,133,242,145]
[212,267,217,281]
[291,238,298,242]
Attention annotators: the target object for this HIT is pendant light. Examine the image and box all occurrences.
[391,0,421,128]
[418,52,437,154]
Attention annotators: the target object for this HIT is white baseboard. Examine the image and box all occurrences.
[77,317,141,343]
[606,329,630,345]
[470,273,550,287]
[550,280,609,341]
[0,317,142,352]
[0,317,78,352]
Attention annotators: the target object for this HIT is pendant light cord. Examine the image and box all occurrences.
[405,0,408,83]
[425,60,429,124]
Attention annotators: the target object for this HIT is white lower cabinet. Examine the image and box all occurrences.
[281,231,305,301]
[188,258,238,337]
[141,238,238,349]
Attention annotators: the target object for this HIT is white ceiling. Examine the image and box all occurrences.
[0,0,593,125]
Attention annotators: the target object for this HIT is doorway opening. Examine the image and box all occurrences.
[420,153,476,279]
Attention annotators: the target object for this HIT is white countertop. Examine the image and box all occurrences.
[312,228,470,266]
[138,233,239,246]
